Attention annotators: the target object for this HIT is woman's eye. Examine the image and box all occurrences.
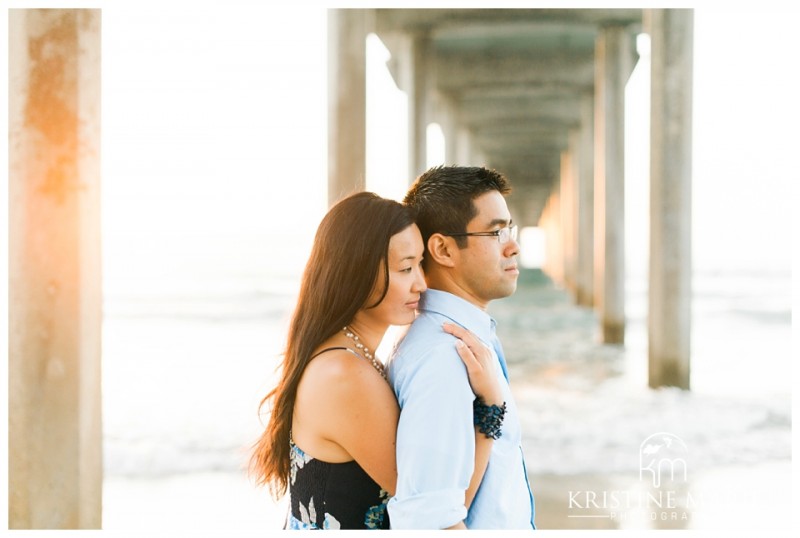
[401,267,412,273]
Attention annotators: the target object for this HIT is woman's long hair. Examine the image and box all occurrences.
[249,192,414,498]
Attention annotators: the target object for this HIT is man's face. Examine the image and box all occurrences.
[452,190,520,309]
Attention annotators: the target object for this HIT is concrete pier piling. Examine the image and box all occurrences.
[9,8,103,529]
[593,25,632,344]
[646,9,694,389]
[327,9,368,205]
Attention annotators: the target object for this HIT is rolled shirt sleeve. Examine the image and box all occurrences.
[388,339,476,529]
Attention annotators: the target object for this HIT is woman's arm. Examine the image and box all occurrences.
[466,431,492,508]
[444,323,505,509]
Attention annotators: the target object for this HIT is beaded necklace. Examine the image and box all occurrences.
[342,326,387,381]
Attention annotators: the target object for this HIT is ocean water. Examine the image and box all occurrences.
[495,268,791,471]
[100,265,792,530]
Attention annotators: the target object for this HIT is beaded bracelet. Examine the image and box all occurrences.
[473,398,507,440]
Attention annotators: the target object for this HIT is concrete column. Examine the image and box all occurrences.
[560,148,576,294]
[540,198,554,278]
[443,122,458,166]
[9,9,102,529]
[542,191,563,286]
[455,126,474,165]
[473,148,488,167]
[576,94,595,307]
[407,32,430,181]
[570,130,582,298]
[328,9,367,205]
[594,26,630,344]
[438,97,459,165]
[646,9,693,389]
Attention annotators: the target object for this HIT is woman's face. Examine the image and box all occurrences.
[363,224,427,327]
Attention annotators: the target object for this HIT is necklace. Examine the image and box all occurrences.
[342,326,387,381]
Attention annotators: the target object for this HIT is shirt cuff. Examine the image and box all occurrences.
[387,489,467,529]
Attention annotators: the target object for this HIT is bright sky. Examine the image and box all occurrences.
[3,2,798,294]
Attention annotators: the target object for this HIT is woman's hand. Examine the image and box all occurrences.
[443,322,503,406]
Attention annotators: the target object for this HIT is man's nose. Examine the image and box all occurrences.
[504,237,520,257]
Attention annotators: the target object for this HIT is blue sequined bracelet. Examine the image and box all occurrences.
[473,398,507,440]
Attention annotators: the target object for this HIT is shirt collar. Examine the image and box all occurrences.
[418,288,497,344]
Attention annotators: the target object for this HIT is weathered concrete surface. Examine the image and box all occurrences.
[646,9,693,389]
[327,9,368,205]
[594,25,631,344]
[8,8,102,529]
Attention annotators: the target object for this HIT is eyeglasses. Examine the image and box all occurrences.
[443,224,518,244]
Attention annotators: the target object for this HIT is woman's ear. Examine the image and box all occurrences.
[427,233,457,268]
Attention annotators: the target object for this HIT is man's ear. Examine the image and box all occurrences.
[427,233,457,268]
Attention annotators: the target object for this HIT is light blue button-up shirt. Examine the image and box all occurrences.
[386,289,535,529]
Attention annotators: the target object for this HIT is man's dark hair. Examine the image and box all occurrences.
[403,165,511,256]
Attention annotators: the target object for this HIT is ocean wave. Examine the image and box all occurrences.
[516,382,791,476]
[101,268,791,479]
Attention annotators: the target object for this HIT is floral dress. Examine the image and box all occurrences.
[286,438,390,530]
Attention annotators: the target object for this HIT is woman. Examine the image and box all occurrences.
[249,192,502,529]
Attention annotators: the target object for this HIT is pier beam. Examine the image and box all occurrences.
[560,146,577,294]
[576,94,595,307]
[646,9,693,389]
[407,32,430,181]
[541,190,563,287]
[439,96,461,166]
[9,9,102,528]
[457,127,481,166]
[594,25,631,344]
[328,9,368,205]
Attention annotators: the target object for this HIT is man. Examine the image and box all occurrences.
[387,165,535,529]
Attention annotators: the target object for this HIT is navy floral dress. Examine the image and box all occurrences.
[286,438,390,530]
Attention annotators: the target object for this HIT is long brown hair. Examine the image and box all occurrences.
[249,192,413,498]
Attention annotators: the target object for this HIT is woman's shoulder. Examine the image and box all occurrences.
[297,347,396,430]
[303,346,382,390]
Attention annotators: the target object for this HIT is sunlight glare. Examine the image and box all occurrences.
[366,33,408,202]
[520,226,546,269]
[426,122,446,169]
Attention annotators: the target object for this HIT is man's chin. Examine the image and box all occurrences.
[494,282,518,299]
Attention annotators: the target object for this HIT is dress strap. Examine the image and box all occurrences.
[310,346,362,360]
